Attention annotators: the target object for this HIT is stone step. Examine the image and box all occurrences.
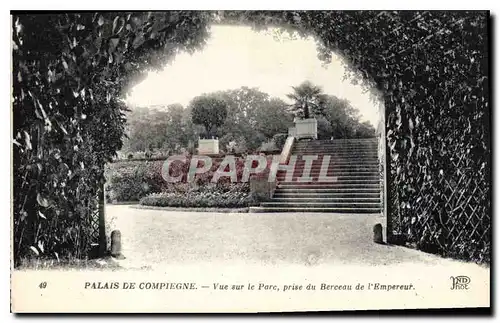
[276,168,379,173]
[294,141,377,145]
[276,174,380,179]
[277,186,381,190]
[270,197,381,203]
[292,149,377,154]
[293,146,378,150]
[296,139,377,142]
[275,188,381,194]
[290,154,378,161]
[275,181,380,185]
[261,202,381,208]
[291,154,378,158]
[295,139,377,144]
[292,150,377,154]
[273,192,380,198]
[293,149,378,153]
[249,206,381,213]
[298,138,377,141]
[277,169,379,174]
[291,155,378,159]
[275,178,380,183]
[277,173,380,179]
[280,167,379,173]
[294,144,378,149]
[277,180,380,186]
[291,155,378,160]
[276,172,380,178]
[293,149,377,153]
[287,163,379,168]
[277,166,380,171]
[288,160,380,166]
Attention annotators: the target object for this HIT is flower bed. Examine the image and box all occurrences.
[139,183,256,208]
[105,154,277,203]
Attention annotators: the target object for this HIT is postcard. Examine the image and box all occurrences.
[11,10,490,313]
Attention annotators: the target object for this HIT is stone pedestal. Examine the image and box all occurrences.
[295,118,318,140]
[249,174,276,202]
[110,230,125,259]
[198,138,219,155]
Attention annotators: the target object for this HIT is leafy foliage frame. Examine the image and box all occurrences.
[12,11,490,265]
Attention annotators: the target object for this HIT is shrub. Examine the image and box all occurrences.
[140,183,253,208]
[272,133,288,150]
[106,154,276,202]
[259,141,279,153]
[105,160,166,202]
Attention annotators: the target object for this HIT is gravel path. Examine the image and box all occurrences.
[105,205,485,271]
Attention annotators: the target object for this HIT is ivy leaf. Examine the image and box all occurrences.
[109,38,119,53]
[29,246,39,256]
[38,240,44,253]
[23,131,32,150]
[112,16,125,35]
[52,148,61,160]
[36,193,49,208]
[38,211,46,219]
[132,33,145,49]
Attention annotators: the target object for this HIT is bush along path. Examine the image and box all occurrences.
[139,184,255,209]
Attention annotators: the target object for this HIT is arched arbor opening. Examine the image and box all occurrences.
[12,11,490,266]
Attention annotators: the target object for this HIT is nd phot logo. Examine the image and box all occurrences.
[450,276,470,290]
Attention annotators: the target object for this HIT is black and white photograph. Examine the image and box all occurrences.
[9,8,491,313]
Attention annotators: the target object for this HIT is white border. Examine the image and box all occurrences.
[2,1,498,321]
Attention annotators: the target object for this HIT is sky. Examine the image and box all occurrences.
[126,25,382,125]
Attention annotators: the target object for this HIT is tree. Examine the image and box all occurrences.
[216,87,293,150]
[354,121,376,138]
[121,103,198,154]
[286,81,328,119]
[190,95,228,138]
[323,96,359,138]
[254,97,293,138]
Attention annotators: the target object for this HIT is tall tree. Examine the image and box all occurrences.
[190,94,228,138]
[216,87,293,149]
[319,95,376,139]
[254,97,293,138]
[121,103,201,154]
[323,96,358,138]
[354,120,376,138]
[286,81,328,119]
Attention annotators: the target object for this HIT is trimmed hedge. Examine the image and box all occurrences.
[140,183,255,208]
[105,160,166,202]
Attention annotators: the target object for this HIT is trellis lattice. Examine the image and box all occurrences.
[388,144,490,263]
[90,207,100,245]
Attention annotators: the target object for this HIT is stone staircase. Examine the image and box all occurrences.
[257,138,382,213]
